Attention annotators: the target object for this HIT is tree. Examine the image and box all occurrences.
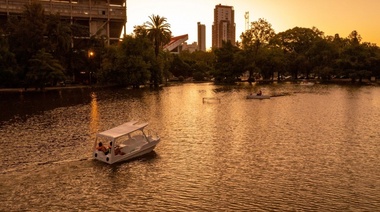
[159,50,173,84]
[337,33,377,83]
[240,18,275,83]
[307,38,338,80]
[333,30,374,83]
[272,27,321,54]
[46,13,72,78]
[213,41,242,83]
[144,15,172,87]
[46,14,72,56]
[272,27,323,79]
[241,18,276,51]
[5,2,77,86]
[7,3,48,83]
[365,44,380,79]
[169,55,191,79]
[27,49,65,90]
[0,29,18,87]
[187,51,214,81]
[133,25,148,38]
[256,46,285,80]
[348,30,362,46]
[99,35,154,87]
[99,45,118,84]
[145,15,172,57]
[166,50,215,82]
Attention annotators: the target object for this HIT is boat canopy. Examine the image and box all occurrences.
[96,121,148,139]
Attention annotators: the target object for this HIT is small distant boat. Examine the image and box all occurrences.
[246,94,270,99]
[300,81,315,86]
[93,121,160,164]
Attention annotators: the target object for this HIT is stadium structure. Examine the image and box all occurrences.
[0,0,126,45]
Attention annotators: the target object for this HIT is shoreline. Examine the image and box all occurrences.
[0,79,378,94]
[0,84,114,93]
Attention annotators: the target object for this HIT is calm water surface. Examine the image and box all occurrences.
[0,83,380,211]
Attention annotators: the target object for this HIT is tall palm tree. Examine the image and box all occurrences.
[144,15,171,87]
[144,14,172,57]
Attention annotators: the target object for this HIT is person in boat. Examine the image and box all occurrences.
[257,90,262,96]
[109,142,124,155]
[96,142,109,155]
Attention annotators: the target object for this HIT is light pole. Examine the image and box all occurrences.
[88,50,94,85]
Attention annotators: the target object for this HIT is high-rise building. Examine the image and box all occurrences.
[0,0,126,46]
[197,22,206,51]
[212,4,235,49]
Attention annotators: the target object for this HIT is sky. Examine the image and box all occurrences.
[125,0,380,50]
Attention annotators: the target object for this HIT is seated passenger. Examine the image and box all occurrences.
[109,142,125,155]
[96,142,109,155]
[257,90,262,96]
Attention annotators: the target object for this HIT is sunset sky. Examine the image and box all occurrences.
[125,0,380,50]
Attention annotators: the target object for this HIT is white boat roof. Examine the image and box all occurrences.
[97,121,148,139]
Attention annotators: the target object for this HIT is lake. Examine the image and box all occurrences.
[1,83,380,211]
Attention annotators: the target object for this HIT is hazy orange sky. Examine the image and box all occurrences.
[126,0,380,50]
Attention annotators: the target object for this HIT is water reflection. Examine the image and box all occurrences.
[89,92,99,140]
[1,83,380,211]
[0,87,96,123]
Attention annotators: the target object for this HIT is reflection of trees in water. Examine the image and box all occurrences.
[0,88,94,123]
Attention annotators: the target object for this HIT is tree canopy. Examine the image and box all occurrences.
[1,5,380,89]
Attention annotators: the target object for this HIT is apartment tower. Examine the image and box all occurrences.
[212,4,235,49]
[197,22,206,51]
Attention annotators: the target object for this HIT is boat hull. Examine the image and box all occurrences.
[113,139,160,163]
[93,121,160,164]
[94,139,160,164]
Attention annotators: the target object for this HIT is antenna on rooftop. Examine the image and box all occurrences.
[244,11,249,31]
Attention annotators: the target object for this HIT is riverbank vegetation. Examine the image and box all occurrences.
[1,3,380,90]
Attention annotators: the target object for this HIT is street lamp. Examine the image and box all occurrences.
[88,50,95,85]
[88,50,94,58]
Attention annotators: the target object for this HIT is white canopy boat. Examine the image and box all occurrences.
[246,94,271,99]
[93,121,160,164]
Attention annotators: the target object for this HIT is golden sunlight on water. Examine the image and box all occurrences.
[0,83,380,211]
[89,92,99,140]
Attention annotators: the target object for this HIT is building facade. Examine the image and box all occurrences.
[197,22,206,51]
[0,0,126,46]
[182,42,198,53]
[212,4,235,49]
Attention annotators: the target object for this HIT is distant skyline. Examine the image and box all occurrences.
[126,0,380,50]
